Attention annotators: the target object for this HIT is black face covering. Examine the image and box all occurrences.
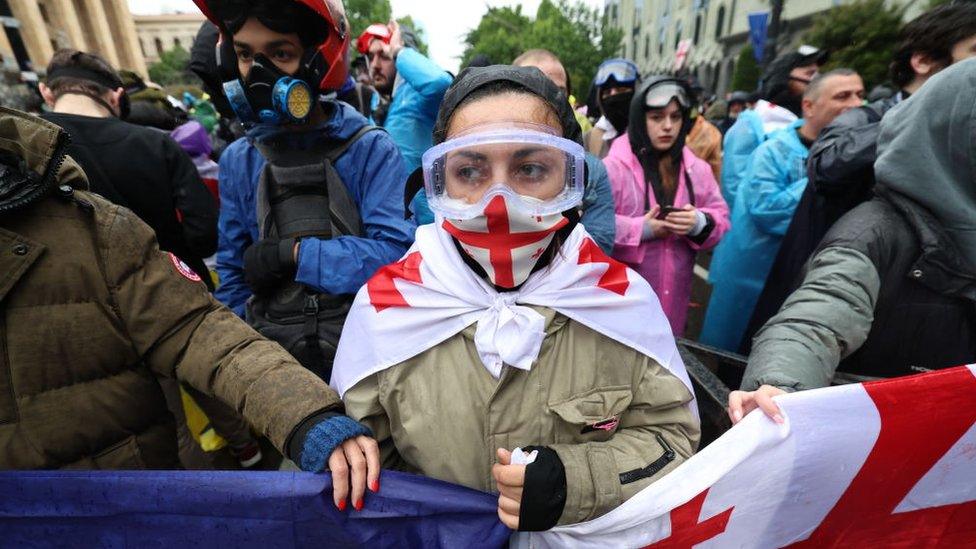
[770,87,803,118]
[244,54,292,113]
[600,91,633,133]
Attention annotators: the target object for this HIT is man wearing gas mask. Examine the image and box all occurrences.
[195,0,415,382]
[584,58,640,159]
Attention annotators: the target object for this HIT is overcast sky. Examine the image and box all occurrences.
[127,0,605,73]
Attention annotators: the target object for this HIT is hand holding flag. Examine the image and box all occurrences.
[494,448,527,530]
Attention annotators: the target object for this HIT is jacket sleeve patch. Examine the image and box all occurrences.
[168,253,203,283]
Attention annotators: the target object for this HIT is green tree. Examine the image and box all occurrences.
[730,44,761,92]
[345,1,429,58]
[805,0,906,89]
[396,15,430,57]
[345,0,392,38]
[461,0,622,93]
[460,5,532,68]
[148,46,193,86]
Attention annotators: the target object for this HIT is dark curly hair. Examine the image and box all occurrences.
[890,3,976,88]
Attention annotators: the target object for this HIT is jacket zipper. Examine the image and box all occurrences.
[0,130,71,213]
[618,433,676,485]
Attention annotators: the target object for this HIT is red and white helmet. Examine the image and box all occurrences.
[356,23,392,55]
[193,0,350,93]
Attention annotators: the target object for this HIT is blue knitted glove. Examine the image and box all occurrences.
[299,416,372,473]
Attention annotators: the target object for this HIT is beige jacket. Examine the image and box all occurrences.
[345,306,699,525]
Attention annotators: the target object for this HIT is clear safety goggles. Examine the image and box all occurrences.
[595,59,639,87]
[644,82,690,109]
[422,125,586,220]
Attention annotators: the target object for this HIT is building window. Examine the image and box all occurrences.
[729,0,737,34]
[694,14,702,45]
[675,20,683,49]
[174,37,182,50]
[715,6,725,40]
[155,37,164,57]
[38,3,51,24]
[644,34,650,60]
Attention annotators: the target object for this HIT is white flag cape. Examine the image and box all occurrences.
[331,222,694,409]
[528,365,976,548]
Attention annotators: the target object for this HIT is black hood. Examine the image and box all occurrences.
[875,57,976,271]
[627,76,692,207]
[431,64,581,145]
[760,49,828,117]
[189,21,235,120]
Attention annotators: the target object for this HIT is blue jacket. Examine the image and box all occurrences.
[719,109,765,208]
[581,154,616,254]
[701,119,809,351]
[215,102,416,317]
[371,48,452,172]
[407,153,617,255]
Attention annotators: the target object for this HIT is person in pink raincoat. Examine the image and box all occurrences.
[604,76,730,337]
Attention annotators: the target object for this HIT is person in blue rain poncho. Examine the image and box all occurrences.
[701,69,864,352]
[719,47,826,208]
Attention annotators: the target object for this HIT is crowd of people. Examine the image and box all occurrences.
[0,0,974,533]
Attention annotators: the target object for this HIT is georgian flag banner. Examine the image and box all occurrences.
[331,221,694,408]
[531,364,976,548]
[0,367,972,546]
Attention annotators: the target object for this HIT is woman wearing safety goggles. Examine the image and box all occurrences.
[332,66,698,533]
[603,77,731,338]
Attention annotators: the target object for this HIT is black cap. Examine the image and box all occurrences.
[431,64,581,145]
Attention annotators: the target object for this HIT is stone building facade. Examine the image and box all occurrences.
[605,0,925,96]
[133,13,206,65]
[0,0,146,77]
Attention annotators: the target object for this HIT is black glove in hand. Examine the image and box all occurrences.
[518,446,568,531]
[243,237,297,295]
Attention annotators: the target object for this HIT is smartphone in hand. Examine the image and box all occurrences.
[655,205,682,220]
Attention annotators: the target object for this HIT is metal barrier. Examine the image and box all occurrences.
[677,339,747,448]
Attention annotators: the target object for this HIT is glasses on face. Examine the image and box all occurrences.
[423,128,585,220]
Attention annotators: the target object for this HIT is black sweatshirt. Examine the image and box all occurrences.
[42,113,218,285]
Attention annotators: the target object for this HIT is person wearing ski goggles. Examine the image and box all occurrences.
[586,58,640,158]
[603,76,730,339]
[335,65,698,533]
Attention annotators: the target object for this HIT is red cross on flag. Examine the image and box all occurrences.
[530,365,976,548]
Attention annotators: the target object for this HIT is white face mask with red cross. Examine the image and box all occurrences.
[441,194,568,289]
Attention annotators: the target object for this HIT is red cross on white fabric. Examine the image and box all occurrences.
[442,196,567,288]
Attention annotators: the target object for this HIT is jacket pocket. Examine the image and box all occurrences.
[63,436,146,470]
[548,386,632,443]
[0,314,16,424]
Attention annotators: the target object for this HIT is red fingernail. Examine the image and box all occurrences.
[337,499,347,512]
[354,500,364,512]
[370,480,380,492]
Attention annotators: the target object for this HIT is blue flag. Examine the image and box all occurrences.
[0,470,511,548]
[748,12,769,63]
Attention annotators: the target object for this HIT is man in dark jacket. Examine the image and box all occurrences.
[38,49,218,289]
[743,3,976,350]
[0,107,378,511]
[728,58,976,424]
